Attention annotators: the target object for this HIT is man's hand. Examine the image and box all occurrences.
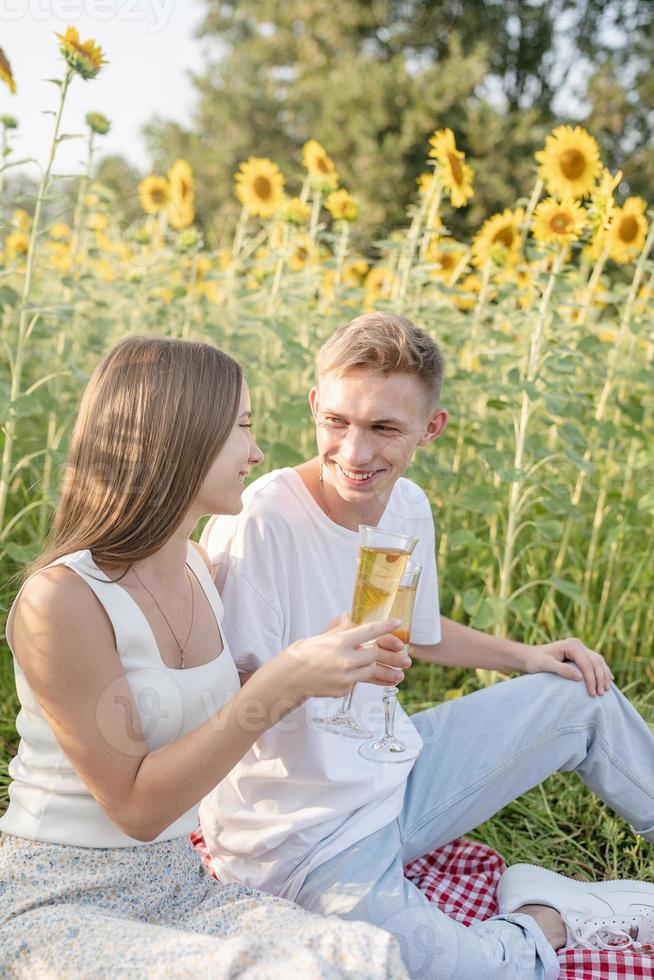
[522,638,614,696]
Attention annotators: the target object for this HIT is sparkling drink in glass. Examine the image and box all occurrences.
[358,562,422,762]
[312,525,417,738]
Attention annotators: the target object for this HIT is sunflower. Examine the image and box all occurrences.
[87,212,109,232]
[302,140,338,192]
[428,129,474,208]
[535,126,601,200]
[343,258,369,286]
[364,267,394,304]
[425,239,467,282]
[609,197,648,264]
[532,198,587,245]
[6,230,29,261]
[47,240,73,273]
[138,175,171,214]
[288,234,316,272]
[472,208,524,268]
[235,157,285,219]
[0,48,16,94]
[168,159,195,229]
[13,209,31,232]
[86,111,111,135]
[49,223,72,241]
[282,196,311,226]
[326,188,359,223]
[56,26,106,80]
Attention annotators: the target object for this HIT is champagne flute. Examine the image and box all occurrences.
[312,525,417,739]
[358,562,422,762]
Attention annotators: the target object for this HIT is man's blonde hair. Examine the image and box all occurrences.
[316,311,445,404]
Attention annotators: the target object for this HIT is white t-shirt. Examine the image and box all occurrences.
[199,468,441,900]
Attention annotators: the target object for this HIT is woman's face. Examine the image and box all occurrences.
[196,381,264,516]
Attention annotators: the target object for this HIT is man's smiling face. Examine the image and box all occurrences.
[309,368,447,515]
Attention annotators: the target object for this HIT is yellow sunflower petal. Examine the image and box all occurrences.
[535,125,601,200]
[472,208,525,268]
[0,47,16,94]
[56,26,106,80]
[532,198,587,245]
[235,157,285,219]
[326,188,359,223]
[138,175,171,214]
[428,129,474,208]
[302,140,338,192]
[609,197,648,264]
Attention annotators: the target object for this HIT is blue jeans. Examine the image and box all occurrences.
[297,672,654,980]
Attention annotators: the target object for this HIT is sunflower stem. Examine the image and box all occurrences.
[496,246,565,637]
[309,191,322,248]
[268,223,289,314]
[334,221,350,289]
[0,67,73,535]
[419,180,442,260]
[520,178,544,249]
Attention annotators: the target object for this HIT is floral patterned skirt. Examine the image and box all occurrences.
[0,833,407,979]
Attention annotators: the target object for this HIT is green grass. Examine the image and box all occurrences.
[2,642,652,882]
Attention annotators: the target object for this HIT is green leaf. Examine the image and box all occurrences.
[458,486,497,514]
[549,576,587,604]
[0,285,20,308]
[449,529,476,549]
[463,588,482,615]
[472,597,505,630]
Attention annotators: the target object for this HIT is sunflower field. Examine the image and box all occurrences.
[1,30,653,878]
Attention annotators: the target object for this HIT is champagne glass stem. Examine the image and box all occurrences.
[382,686,398,741]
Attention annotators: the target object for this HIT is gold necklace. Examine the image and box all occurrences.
[132,564,195,669]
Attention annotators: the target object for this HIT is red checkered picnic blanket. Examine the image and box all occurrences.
[190,829,654,979]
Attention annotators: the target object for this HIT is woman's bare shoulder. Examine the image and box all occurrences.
[13,563,116,666]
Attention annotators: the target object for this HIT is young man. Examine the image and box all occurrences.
[199,313,654,980]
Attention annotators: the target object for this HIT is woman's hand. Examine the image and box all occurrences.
[281,618,409,700]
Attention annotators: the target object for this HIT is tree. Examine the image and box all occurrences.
[145,0,654,243]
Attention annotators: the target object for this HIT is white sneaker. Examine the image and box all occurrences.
[498,863,654,951]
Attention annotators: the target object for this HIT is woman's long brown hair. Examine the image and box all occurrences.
[27,335,242,576]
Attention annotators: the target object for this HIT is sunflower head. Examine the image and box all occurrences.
[168,159,195,229]
[49,223,72,241]
[364,266,394,304]
[282,196,311,226]
[326,188,359,223]
[532,198,587,246]
[56,26,106,80]
[6,229,29,261]
[13,209,31,232]
[302,140,338,192]
[235,157,285,219]
[428,129,474,208]
[86,111,111,135]
[1,114,18,130]
[609,197,648,265]
[343,258,369,286]
[472,208,524,268]
[138,175,171,214]
[0,48,16,94]
[535,126,601,200]
[425,238,467,282]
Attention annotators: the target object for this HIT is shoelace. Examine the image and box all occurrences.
[566,915,642,951]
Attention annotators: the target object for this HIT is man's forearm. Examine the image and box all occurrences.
[411,616,528,673]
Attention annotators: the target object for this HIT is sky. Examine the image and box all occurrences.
[1,1,206,179]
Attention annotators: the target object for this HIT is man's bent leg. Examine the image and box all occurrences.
[399,671,654,864]
[296,822,561,980]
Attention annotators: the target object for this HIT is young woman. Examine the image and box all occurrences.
[0,335,411,978]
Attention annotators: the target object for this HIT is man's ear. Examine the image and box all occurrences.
[418,408,448,447]
[309,385,320,421]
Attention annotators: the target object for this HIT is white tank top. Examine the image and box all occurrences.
[0,544,241,847]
